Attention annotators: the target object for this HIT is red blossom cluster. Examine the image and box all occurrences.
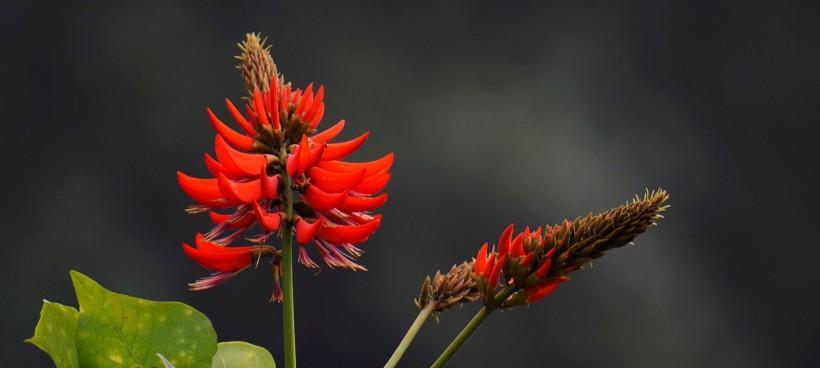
[177,77,392,293]
[473,224,571,306]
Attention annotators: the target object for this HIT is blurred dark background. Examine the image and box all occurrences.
[2,1,819,367]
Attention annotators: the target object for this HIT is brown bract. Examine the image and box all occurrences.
[415,261,480,319]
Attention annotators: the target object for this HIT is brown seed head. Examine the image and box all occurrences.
[236,33,278,94]
[415,261,480,318]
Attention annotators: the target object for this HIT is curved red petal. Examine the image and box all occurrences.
[534,257,553,278]
[321,132,369,161]
[311,120,345,144]
[225,98,256,136]
[207,108,254,151]
[474,242,489,274]
[337,193,388,212]
[309,103,325,128]
[308,167,366,193]
[183,242,253,272]
[526,277,569,303]
[307,143,325,168]
[317,152,394,177]
[318,218,380,244]
[267,81,280,129]
[252,201,281,232]
[510,232,524,257]
[177,171,228,206]
[497,224,514,256]
[252,90,270,127]
[301,185,349,211]
[203,153,223,177]
[208,211,256,228]
[304,85,324,122]
[488,254,506,286]
[353,173,390,194]
[214,135,266,177]
[286,151,297,177]
[217,172,263,204]
[297,135,311,174]
[482,253,496,279]
[261,171,280,200]
[295,217,324,244]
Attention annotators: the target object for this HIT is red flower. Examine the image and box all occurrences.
[473,224,570,306]
[178,77,392,289]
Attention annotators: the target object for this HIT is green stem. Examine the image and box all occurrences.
[429,287,517,368]
[429,307,492,368]
[280,145,297,368]
[384,302,436,368]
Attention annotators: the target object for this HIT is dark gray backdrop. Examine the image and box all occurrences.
[2,1,819,367]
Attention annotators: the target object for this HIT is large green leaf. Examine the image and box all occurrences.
[70,270,217,368]
[211,342,276,368]
[26,301,80,368]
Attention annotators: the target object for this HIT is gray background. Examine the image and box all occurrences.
[2,1,819,367]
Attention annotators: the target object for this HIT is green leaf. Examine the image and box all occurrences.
[70,270,217,368]
[211,342,276,368]
[26,300,80,368]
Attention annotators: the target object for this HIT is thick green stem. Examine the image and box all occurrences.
[429,287,517,368]
[384,302,436,368]
[280,145,297,368]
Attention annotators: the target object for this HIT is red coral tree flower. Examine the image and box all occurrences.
[178,76,392,295]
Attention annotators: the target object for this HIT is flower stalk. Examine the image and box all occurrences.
[280,144,297,368]
[384,301,436,368]
[429,286,516,368]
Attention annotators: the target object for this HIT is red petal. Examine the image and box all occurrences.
[225,98,256,135]
[286,152,297,178]
[318,218,380,244]
[182,242,253,272]
[307,143,325,168]
[308,167,366,193]
[177,171,228,207]
[353,173,390,194]
[214,135,266,177]
[321,132,369,161]
[297,135,311,174]
[301,185,349,211]
[534,257,552,278]
[296,83,314,115]
[304,85,324,122]
[482,254,496,279]
[295,217,324,244]
[252,90,270,127]
[317,152,394,177]
[474,242,488,274]
[337,193,387,212]
[488,254,506,286]
[311,120,346,144]
[268,81,280,129]
[261,171,280,200]
[510,233,524,257]
[497,224,514,256]
[208,211,256,228]
[203,153,223,177]
[207,108,254,151]
[217,172,263,204]
[309,103,325,128]
[252,201,281,232]
[526,277,569,303]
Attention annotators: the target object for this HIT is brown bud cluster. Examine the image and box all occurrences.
[236,33,278,94]
[415,261,480,319]
[549,188,670,276]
